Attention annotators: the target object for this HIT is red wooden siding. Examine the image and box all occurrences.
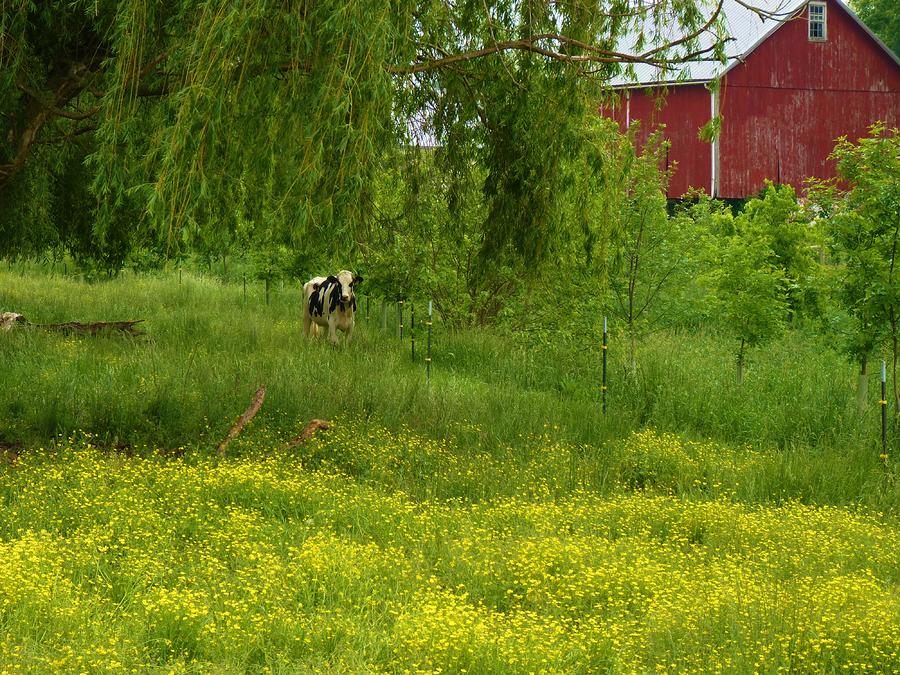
[725,0,899,91]
[603,0,900,198]
[718,0,900,197]
[718,87,898,197]
[604,85,713,197]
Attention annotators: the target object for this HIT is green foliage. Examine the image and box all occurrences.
[2,0,733,272]
[475,68,589,264]
[0,153,58,259]
[810,125,900,366]
[713,231,788,380]
[662,194,735,326]
[360,146,537,328]
[830,125,900,237]
[735,182,819,319]
[852,0,900,57]
[678,191,736,239]
[697,114,722,143]
[602,128,710,365]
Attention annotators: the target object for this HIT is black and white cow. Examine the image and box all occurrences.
[302,270,363,344]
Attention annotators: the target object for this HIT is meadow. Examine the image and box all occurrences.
[1,267,899,673]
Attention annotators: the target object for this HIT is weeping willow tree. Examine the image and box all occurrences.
[1,0,736,270]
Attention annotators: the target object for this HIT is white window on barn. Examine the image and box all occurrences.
[808,2,827,41]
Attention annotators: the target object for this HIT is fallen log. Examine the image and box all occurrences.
[0,313,26,330]
[0,441,22,466]
[217,386,267,456]
[1,312,146,336]
[39,319,146,337]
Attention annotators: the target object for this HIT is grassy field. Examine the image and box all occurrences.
[1,268,899,672]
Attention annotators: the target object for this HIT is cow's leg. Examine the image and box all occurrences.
[345,318,354,344]
[327,316,340,345]
[305,314,322,339]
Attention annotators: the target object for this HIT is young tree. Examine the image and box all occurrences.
[603,128,708,371]
[737,182,819,322]
[714,234,788,384]
[812,125,900,409]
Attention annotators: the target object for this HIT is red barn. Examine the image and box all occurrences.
[603,0,900,198]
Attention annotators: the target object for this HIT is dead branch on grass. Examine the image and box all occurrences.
[217,386,266,456]
[1,441,22,466]
[283,419,331,451]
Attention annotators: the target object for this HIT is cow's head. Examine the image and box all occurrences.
[335,270,363,305]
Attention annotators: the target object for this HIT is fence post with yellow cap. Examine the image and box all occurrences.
[426,301,433,384]
[882,360,888,465]
[602,316,608,415]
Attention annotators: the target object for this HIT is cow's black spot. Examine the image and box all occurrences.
[308,290,324,317]
[328,284,343,314]
[309,276,339,317]
[309,275,359,318]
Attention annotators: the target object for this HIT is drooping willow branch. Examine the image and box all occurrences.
[388,0,728,74]
[0,0,792,193]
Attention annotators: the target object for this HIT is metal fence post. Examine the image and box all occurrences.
[426,301,433,384]
[602,317,608,415]
[882,360,888,465]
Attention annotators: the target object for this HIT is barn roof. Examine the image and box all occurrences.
[609,0,900,87]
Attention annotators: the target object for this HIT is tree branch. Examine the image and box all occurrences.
[1,65,91,188]
[217,386,266,456]
[51,105,101,120]
[389,1,729,76]
[36,124,98,145]
[0,50,169,187]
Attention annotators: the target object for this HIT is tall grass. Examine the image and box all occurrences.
[2,267,899,672]
[0,267,891,502]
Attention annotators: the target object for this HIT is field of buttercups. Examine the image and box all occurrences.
[2,269,899,672]
[1,425,898,673]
